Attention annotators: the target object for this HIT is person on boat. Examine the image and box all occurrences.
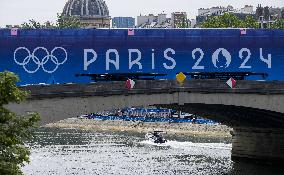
[192,117,196,124]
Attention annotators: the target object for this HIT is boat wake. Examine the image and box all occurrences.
[140,140,171,147]
[140,140,232,150]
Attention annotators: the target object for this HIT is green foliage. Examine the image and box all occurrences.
[20,19,56,29]
[243,15,259,28]
[56,13,82,29]
[175,17,188,28]
[20,13,82,29]
[201,13,259,28]
[0,71,40,175]
[271,19,284,29]
[21,20,40,29]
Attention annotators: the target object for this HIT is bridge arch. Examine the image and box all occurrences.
[7,80,284,164]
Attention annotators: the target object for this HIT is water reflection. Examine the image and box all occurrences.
[22,128,283,175]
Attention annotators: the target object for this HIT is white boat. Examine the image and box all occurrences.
[172,112,193,118]
[77,114,89,119]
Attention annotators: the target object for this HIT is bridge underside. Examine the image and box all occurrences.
[157,103,284,164]
[157,103,284,128]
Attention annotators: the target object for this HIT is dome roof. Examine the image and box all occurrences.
[63,0,109,17]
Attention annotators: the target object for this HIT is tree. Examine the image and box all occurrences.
[20,19,56,29]
[201,13,259,29]
[19,13,82,29]
[56,13,82,29]
[0,71,40,175]
[21,19,44,29]
[201,13,243,28]
[271,18,284,29]
[175,17,189,28]
[243,15,259,28]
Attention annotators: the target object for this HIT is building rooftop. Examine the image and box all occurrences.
[63,0,109,17]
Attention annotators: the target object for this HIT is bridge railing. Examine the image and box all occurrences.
[19,80,284,99]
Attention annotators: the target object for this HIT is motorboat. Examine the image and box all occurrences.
[77,114,89,119]
[145,131,167,144]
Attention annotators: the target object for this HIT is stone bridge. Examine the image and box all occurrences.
[7,80,284,164]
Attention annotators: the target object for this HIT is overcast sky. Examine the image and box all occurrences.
[0,0,283,27]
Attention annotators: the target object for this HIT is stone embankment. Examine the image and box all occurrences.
[45,118,232,138]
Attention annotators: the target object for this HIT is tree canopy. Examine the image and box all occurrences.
[270,18,284,29]
[0,71,40,175]
[201,13,284,29]
[20,13,82,29]
[56,13,82,29]
[201,13,259,28]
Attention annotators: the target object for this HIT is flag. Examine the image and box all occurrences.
[240,29,246,35]
[11,28,18,36]
[226,77,237,88]
[125,79,135,90]
[128,29,134,36]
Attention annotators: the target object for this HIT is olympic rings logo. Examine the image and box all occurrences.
[14,47,68,73]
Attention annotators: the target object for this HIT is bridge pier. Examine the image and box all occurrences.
[231,127,284,164]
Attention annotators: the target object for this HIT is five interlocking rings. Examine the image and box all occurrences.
[14,47,68,73]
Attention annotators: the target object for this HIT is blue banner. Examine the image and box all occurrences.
[0,29,283,85]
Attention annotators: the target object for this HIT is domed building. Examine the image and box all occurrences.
[62,0,110,28]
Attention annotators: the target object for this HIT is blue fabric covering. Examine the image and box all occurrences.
[87,115,217,124]
[1,29,283,85]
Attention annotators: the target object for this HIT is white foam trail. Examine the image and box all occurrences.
[140,140,232,151]
[140,140,171,147]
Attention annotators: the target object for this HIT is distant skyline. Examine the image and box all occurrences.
[0,0,283,27]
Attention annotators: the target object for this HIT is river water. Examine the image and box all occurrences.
[22,128,284,175]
